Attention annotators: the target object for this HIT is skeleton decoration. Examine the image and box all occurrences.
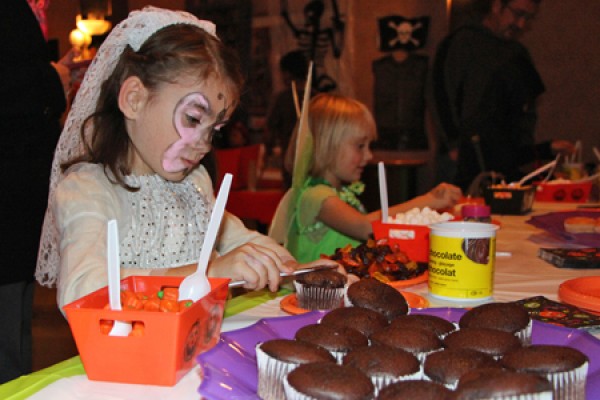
[281,0,345,92]
[377,15,430,52]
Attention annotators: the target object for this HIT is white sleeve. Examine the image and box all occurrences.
[54,167,151,310]
[191,167,294,264]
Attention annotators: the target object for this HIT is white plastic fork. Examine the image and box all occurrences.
[178,173,233,302]
[107,219,132,336]
[378,161,389,223]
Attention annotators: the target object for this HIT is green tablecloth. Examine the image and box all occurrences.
[0,288,290,399]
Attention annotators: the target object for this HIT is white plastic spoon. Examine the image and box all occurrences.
[179,173,233,302]
[378,161,389,223]
[107,219,132,337]
[512,160,557,187]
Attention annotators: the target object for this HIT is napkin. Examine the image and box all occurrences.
[515,296,600,333]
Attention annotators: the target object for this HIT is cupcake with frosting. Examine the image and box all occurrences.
[294,323,368,363]
[320,306,389,338]
[444,327,522,360]
[390,314,457,339]
[283,362,374,400]
[376,380,453,400]
[455,367,554,400]
[255,339,335,400]
[370,325,443,363]
[501,345,588,400]
[459,302,532,345]
[343,345,421,395]
[345,277,409,321]
[294,269,347,310]
[423,348,499,389]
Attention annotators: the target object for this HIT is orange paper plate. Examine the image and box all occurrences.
[559,276,600,315]
[280,290,429,315]
[388,271,429,289]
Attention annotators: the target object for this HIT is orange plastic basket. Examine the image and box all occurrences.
[535,182,592,203]
[63,276,229,386]
[372,221,430,263]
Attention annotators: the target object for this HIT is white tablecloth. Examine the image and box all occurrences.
[13,202,600,400]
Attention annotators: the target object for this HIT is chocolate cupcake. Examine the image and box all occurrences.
[443,327,522,359]
[455,368,554,400]
[370,326,443,362]
[343,345,421,395]
[320,306,389,338]
[345,277,409,320]
[256,339,336,400]
[376,380,453,400]
[295,323,368,362]
[459,302,532,345]
[423,348,498,389]
[294,269,347,310]
[390,314,457,339]
[283,362,374,400]
[501,345,588,400]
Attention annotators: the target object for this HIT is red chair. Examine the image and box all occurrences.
[215,144,284,226]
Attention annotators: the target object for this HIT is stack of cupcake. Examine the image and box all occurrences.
[255,284,590,399]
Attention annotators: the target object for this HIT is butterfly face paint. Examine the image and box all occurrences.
[163,92,226,173]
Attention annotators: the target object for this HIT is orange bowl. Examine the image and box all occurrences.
[63,276,229,386]
[535,182,592,203]
[372,221,430,263]
[559,276,600,315]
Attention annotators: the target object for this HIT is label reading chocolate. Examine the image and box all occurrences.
[428,235,495,300]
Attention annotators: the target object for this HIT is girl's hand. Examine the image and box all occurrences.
[208,243,293,292]
[426,183,463,209]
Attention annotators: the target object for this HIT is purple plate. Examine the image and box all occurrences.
[527,210,600,247]
[197,308,600,399]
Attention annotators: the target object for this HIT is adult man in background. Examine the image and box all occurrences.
[0,0,70,383]
[432,0,572,192]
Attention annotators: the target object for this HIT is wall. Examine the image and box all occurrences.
[348,0,448,111]
[47,0,600,165]
[522,1,600,164]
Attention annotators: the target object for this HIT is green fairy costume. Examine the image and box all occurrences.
[287,177,366,263]
[269,62,366,262]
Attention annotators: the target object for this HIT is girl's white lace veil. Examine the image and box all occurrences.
[36,7,216,287]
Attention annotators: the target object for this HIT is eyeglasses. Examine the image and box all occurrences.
[505,4,536,22]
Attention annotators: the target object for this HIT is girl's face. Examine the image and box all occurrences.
[129,75,234,181]
[325,130,373,188]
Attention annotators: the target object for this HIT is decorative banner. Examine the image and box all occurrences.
[377,15,430,52]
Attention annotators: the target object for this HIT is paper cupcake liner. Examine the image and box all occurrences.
[422,370,459,390]
[294,281,346,310]
[416,348,442,365]
[283,374,314,400]
[370,369,422,397]
[515,319,533,346]
[256,345,299,400]
[462,391,553,400]
[330,350,346,364]
[545,360,588,400]
[438,322,460,340]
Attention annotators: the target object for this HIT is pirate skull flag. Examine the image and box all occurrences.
[377,15,430,52]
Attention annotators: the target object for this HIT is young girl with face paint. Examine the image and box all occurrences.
[35,7,335,310]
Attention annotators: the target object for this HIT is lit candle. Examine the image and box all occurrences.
[69,28,86,48]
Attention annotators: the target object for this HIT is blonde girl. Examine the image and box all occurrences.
[287,93,462,263]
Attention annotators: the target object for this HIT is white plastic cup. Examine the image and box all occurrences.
[428,222,499,301]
